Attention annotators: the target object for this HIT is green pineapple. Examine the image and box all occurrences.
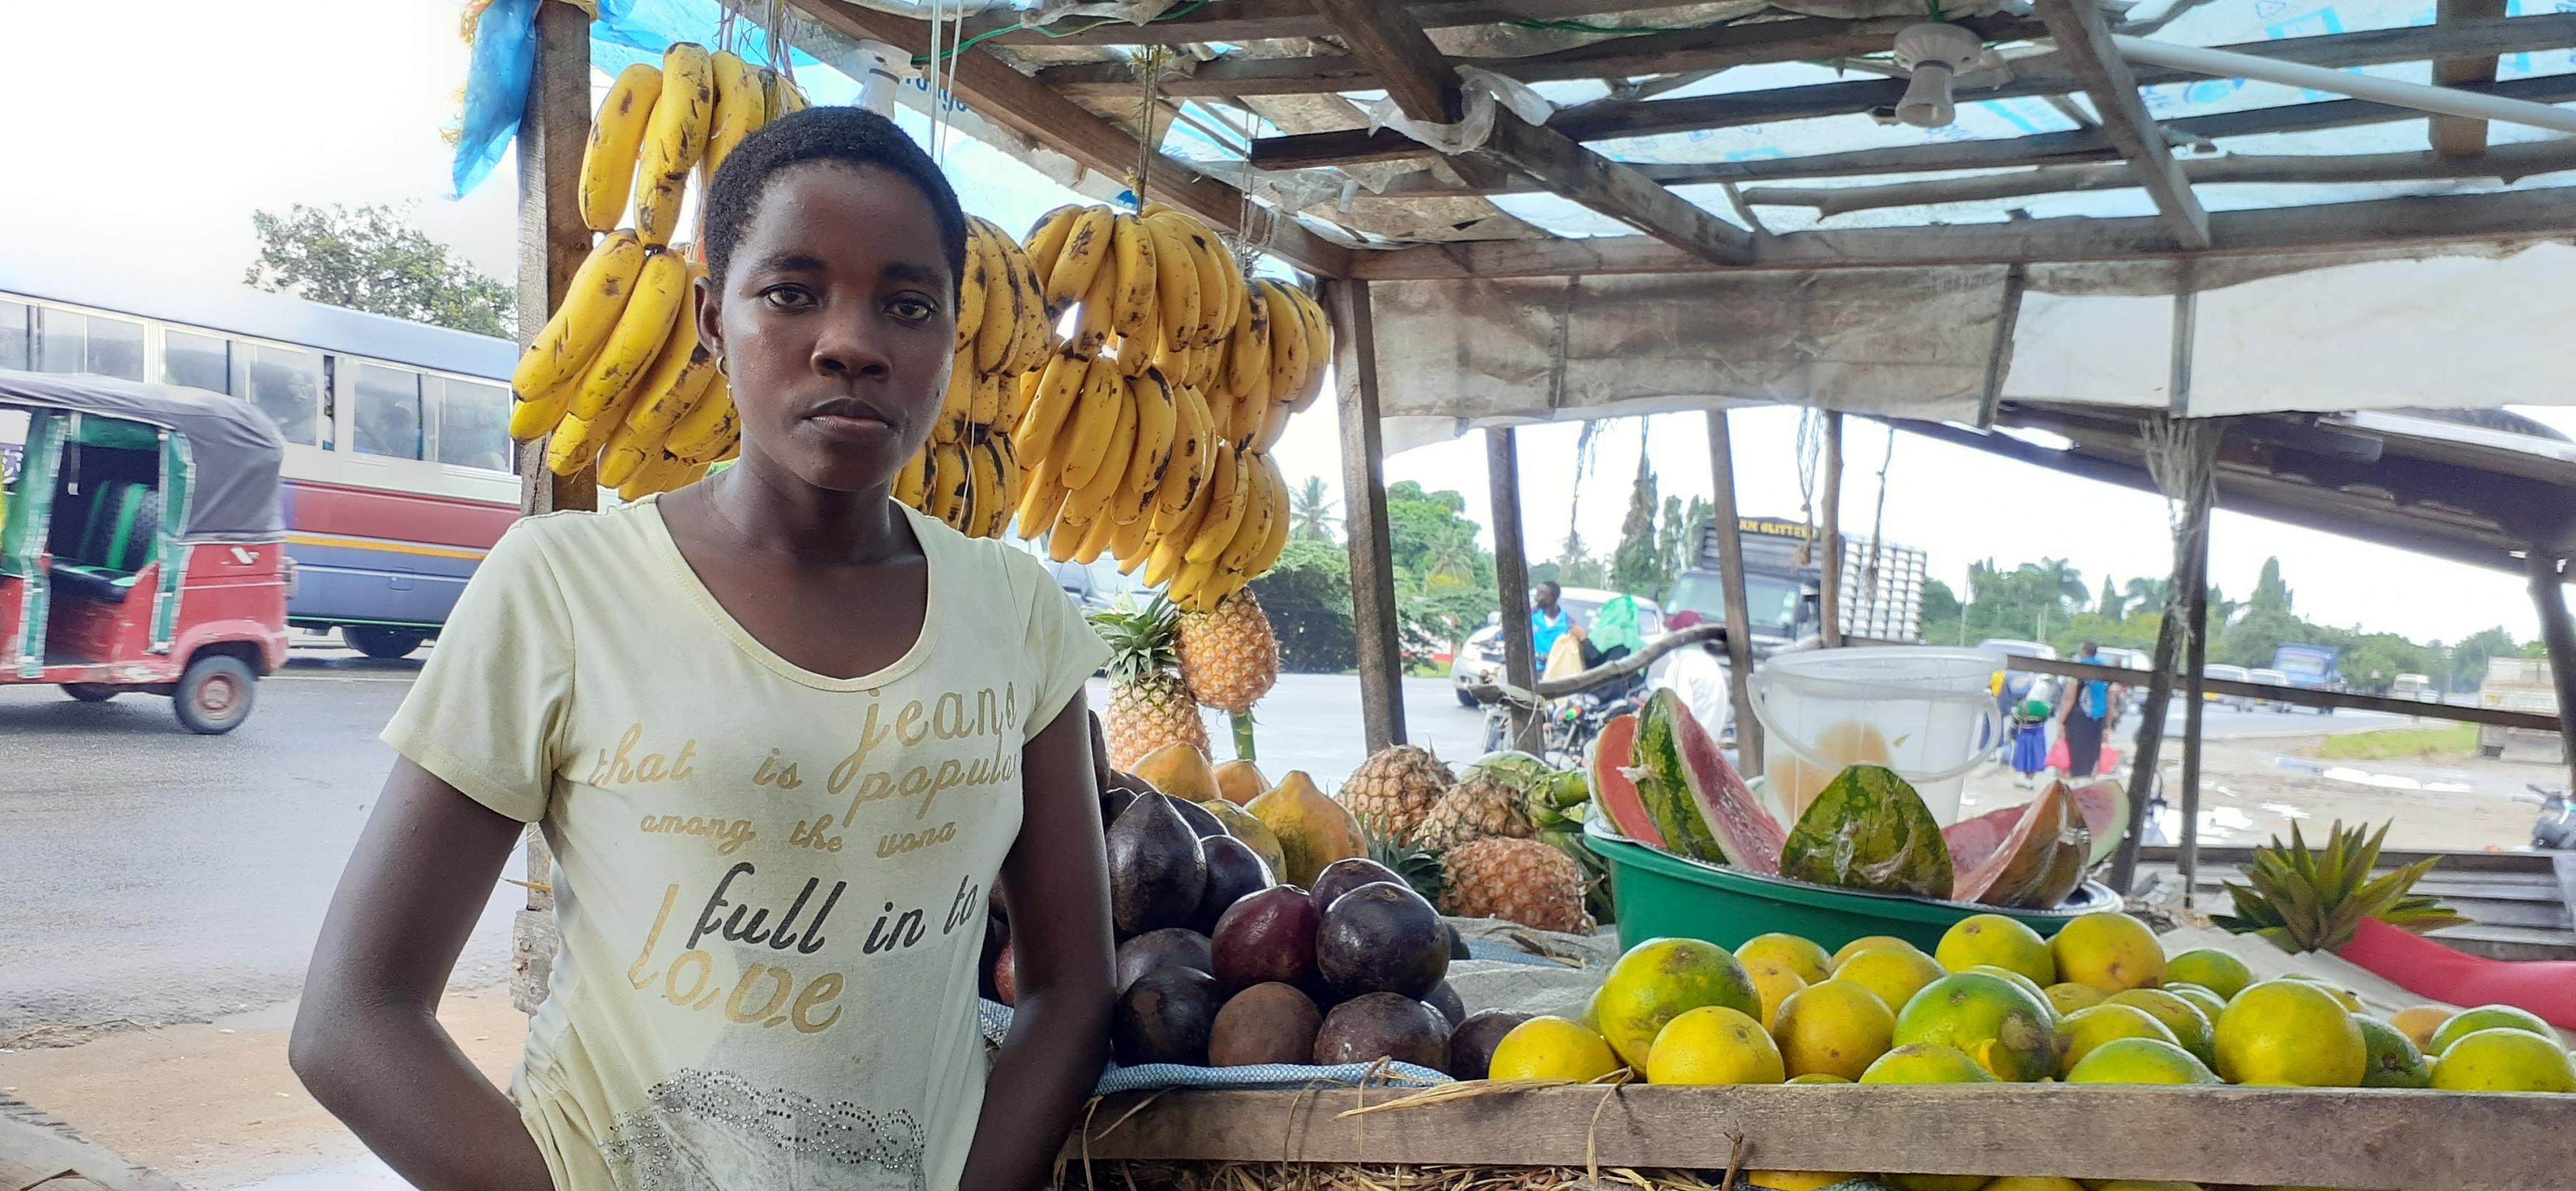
[2215,819,2472,952]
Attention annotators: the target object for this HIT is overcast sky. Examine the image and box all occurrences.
[7,0,2568,646]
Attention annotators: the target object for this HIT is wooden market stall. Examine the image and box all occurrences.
[491,0,2576,1184]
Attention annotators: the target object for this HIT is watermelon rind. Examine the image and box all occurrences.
[1777,763,1953,899]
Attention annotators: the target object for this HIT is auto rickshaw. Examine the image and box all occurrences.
[1,369,288,732]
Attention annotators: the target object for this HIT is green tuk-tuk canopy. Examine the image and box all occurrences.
[1,369,284,542]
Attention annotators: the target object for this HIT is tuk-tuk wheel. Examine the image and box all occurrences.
[61,683,122,702]
[175,654,257,735]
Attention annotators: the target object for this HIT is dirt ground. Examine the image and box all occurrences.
[0,988,527,1190]
[1953,721,2560,853]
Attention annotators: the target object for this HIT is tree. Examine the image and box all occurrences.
[1288,475,1338,543]
[2123,576,2171,616]
[245,203,517,339]
[2251,556,2295,616]
[2450,626,2522,692]
[1922,578,1963,644]
[2205,584,2245,627]
[2096,576,2124,620]
[2025,556,2089,607]
[1609,450,1661,596]
[1653,494,1712,600]
[1381,480,1499,659]
[1557,535,1607,589]
[1248,539,1357,673]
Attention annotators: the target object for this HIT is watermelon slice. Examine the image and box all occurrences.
[1587,714,1664,847]
[1633,689,1787,874]
[1950,780,2090,908]
[2067,780,2129,867]
[1780,765,1953,899]
[1941,803,2025,874]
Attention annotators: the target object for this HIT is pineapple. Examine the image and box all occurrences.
[1338,745,1454,846]
[1413,770,1537,852]
[1175,589,1279,713]
[1090,601,1208,770]
[2215,819,2470,952]
[1441,837,1589,934]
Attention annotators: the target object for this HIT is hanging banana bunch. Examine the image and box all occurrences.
[508,42,811,503]
[995,200,1325,610]
[890,216,1051,537]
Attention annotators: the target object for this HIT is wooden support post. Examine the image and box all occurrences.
[2526,551,2576,790]
[1330,279,1406,753]
[1487,429,1540,753]
[2112,512,2201,895]
[1818,411,1844,648]
[510,0,588,1017]
[1705,410,1762,772]
[2433,0,2512,158]
[2036,0,2212,249]
[2178,521,2212,906]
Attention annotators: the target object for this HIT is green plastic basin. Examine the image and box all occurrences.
[1582,823,2120,957]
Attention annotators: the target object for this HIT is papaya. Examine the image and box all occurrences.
[1950,780,2090,909]
[1778,764,1952,899]
[1632,689,1786,873]
[1214,759,1268,806]
[1246,770,1365,887]
[1133,743,1222,805]
[1589,714,1663,847]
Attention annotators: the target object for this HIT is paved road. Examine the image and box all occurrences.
[0,650,2419,1036]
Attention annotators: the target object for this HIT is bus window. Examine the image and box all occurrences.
[0,302,27,372]
[164,330,231,394]
[432,377,513,472]
[351,363,423,460]
[34,307,145,380]
[233,344,322,445]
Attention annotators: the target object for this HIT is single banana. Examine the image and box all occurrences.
[513,231,645,403]
[1045,205,1117,317]
[664,375,735,457]
[1196,383,1236,448]
[893,445,929,508]
[1156,382,1211,517]
[967,370,1004,427]
[509,371,582,443]
[597,434,651,489]
[1054,357,1126,492]
[634,43,716,247]
[1021,204,1084,296]
[1251,462,1293,575]
[1143,493,1206,588]
[1139,215,1200,353]
[989,434,1023,537]
[934,351,974,445]
[1254,280,1303,412]
[621,318,716,429]
[1015,450,1071,542]
[545,410,606,476]
[924,441,970,524]
[1220,453,1278,574]
[1058,381,1135,525]
[579,64,663,233]
[700,51,765,195]
[954,226,988,353]
[965,436,1003,537]
[1286,284,1333,410]
[1107,213,1157,338]
[772,72,810,116]
[1073,504,1120,564]
[973,226,1018,375]
[1121,370,1177,513]
[1184,442,1249,564]
[1225,284,1273,402]
[1070,264,1116,360]
[1017,351,1087,456]
[571,250,690,420]
[999,367,1041,434]
[1249,388,1293,453]
[1047,511,1089,563]
[1003,229,1051,375]
[1148,212,1228,345]
[670,414,737,464]
[1109,513,1154,571]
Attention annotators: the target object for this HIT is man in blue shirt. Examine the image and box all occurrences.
[1530,581,1573,656]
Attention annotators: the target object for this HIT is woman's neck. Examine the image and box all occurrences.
[695,456,905,566]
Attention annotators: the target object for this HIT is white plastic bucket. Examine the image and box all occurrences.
[1747,646,2005,827]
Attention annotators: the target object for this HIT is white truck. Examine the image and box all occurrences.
[2477,656,2564,762]
[1663,516,1929,647]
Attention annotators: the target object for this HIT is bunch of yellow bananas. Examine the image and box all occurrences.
[507,42,808,502]
[999,202,1328,610]
[891,216,1055,537]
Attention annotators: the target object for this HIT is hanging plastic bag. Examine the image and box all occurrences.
[1541,632,1587,683]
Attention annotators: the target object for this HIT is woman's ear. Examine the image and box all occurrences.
[694,272,724,363]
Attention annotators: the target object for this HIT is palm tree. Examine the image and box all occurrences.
[2025,556,2089,606]
[1289,475,1338,542]
[2124,576,2171,615]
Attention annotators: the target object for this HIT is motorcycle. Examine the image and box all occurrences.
[1480,680,1647,767]
[2531,784,2576,851]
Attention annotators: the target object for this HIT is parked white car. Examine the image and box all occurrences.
[2204,663,2257,710]
[1449,588,1664,706]
[2249,667,2294,711]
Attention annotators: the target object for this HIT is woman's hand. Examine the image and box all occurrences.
[960,692,1116,1191]
[291,759,556,1190]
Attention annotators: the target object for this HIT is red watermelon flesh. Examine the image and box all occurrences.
[1663,693,1787,874]
[2068,780,2129,866]
[1950,780,2090,908]
[1941,803,2026,873]
[1589,714,1663,848]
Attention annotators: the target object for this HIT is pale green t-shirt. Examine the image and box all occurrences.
[383,496,1106,1191]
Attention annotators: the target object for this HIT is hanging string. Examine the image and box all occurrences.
[926,0,953,164]
[1793,405,1823,568]
[1861,423,1896,628]
[1129,46,1168,210]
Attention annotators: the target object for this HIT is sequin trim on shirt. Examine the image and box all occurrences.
[600,1068,929,1191]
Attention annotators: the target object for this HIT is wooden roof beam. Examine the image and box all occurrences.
[2037,0,2206,248]
[2433,0,2511,157]
[1247,12,2576,170]
[795,0,1350,279]
[1343,186,2576,279]
[973,0,1698,48]
[1306,0,1752,265]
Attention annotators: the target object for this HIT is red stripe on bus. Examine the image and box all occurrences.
[285,480,515,551]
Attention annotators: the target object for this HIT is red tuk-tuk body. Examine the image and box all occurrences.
[2,369,289,732]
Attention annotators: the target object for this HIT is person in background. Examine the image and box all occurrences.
[1530,581,1572,656]
[1655,610,1732,738]
[2009,689,2053,787]
[2058,640,2117,778]
[1579,591,1647,698]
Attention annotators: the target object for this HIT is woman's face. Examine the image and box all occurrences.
[697,161,956,493]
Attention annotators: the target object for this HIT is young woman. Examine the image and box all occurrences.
[291,108,1116,1191]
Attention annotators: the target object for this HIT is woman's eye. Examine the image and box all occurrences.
[761,286,815,310]
[888,296,937,323]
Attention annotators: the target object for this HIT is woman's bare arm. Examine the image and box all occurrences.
[959,692,1116,1191]
[291,758,554,1190]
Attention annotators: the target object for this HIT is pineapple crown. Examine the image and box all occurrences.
[1090,596,1181,685]
[1363,824,1449,908]
[2213,819,2472,953]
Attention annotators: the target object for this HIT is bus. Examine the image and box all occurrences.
[1,265,517,659]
